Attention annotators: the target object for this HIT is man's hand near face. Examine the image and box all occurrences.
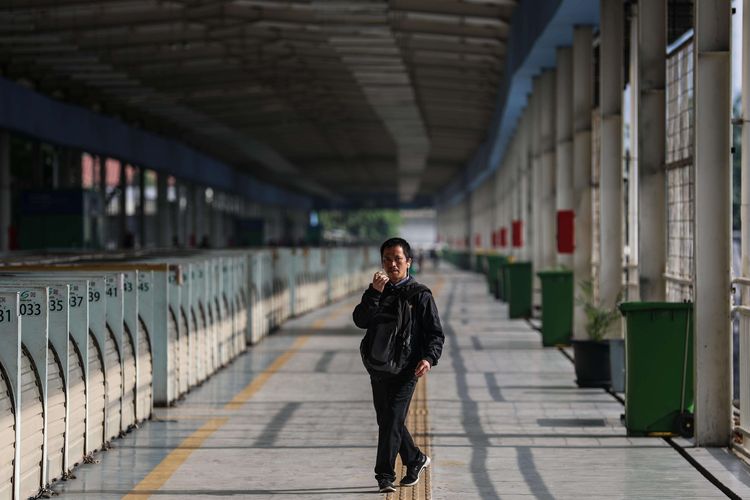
[372,271,389,293]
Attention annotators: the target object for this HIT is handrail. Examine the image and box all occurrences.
[663,272,693,285]
[732,276,750,287]
[731,305,750,317]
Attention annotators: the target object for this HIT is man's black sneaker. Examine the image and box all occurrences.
[400,454,431,486]
[378,478,396,493]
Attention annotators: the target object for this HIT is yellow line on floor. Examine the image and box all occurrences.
[123,298,356,499]
[122,417,228,500]
[224,335,309,410]
[384,277,442,500]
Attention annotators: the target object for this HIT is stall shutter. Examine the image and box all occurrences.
[179,310,189,395]
[87,331,106,451]
[201,306,212,379]
[121,325,137,429]
[214,298,224,367]
[104,326,122,441]
[67,337,85,466]
[167,309,179,401]
[190,310,203,384]
[220,297,230,365]
[19,349,43,500]
[0,367,15,500]
[46,345,66,481]
[136,317,152,421]
[235,295,247,354]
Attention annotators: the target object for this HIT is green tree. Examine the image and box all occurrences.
[319,210,402,243]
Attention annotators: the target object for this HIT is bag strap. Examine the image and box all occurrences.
[400,284,430,303]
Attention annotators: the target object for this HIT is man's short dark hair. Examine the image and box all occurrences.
[380,237,412,260]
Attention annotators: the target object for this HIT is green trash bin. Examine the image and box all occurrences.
[537,270,573,346]
[619,302,694,437]
[474,254,485,273]
[486,255,499,296]
[495,256,508,300]
[505,261,532,318]
[497,258,509,302]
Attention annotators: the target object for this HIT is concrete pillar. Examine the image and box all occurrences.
[522,108,532,262]
[531,78,543,284]
[556,47,574,268]
[626,8,640,301]
[634,0,667,301]
[118,161,127,247]
[0,132,9,252]
[598,0,624,317]
[517,114,526,261]
[540,69,557,271]
[572,26,594,339]
[693,0,732,446]
[741,0,750,444]
[156,172,170,247]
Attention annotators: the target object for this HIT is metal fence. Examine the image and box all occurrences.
[665,37,695,302]
[0,246,378,500]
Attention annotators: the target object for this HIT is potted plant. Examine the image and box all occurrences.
[572,280,621,388]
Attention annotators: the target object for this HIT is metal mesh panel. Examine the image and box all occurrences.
[665,40,694,301]
[591,109,601,303]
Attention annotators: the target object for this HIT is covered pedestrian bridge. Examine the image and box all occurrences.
[0,0,750,498]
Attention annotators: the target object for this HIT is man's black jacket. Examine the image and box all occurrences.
[353,277,444,374]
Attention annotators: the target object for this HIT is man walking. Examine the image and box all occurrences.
[353,237,445,493]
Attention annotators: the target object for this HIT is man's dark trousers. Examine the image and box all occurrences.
[371,373,421,481]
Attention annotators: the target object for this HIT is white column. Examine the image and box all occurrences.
[530,79,543,287]
[741,0,750,442]
[0,132,9,253]
[573,26,594,339]
[693,0,732,446]
[634,0,667,301]
[521,108,532,262]
[599,0,624,317]
[511,135,521,260]
[541,70,557,271]
[157,172,171,247]
[556,47,574,268]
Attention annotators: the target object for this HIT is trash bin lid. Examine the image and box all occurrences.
[536,269,573,278]
[619,301,692,314]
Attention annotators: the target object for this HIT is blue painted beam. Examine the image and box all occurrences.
[0,76,312,210]
[437,0,600,208]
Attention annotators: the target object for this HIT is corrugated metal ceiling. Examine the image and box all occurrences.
[0,0,517,206]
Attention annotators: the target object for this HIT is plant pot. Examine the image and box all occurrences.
[572,339,611,388]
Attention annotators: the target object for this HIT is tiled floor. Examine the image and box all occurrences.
[51,266,750,499]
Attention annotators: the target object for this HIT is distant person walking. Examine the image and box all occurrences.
[353,237,445,493]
